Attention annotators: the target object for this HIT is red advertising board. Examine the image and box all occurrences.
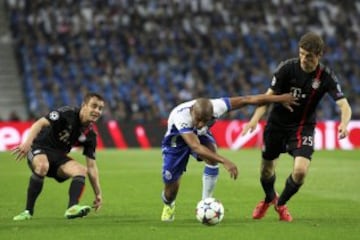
[211,120,360,150]
[0,120,359,151]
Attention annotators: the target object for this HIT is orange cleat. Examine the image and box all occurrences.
[252,194,279,219]
[274,205,293,222]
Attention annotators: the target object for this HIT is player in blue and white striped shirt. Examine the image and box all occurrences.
[160,94,298,221]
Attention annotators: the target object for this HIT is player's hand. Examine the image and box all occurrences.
[338,124,349,139]
[282,103,294,112]
[223,160,238,180]
[241,122,257,136]
[11,143,31,162]
[280,93,299,112]
[93,194,102,212]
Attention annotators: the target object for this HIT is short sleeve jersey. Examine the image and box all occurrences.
[268,58,345,128]
[162,98,231,148]
[33,106,98,159]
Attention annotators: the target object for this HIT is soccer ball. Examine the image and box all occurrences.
[195,197,224,226]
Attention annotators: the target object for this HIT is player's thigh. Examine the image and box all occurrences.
[290,156,311,183]
[57,160,87,178]
[162,147,191,184]
[200,135,216,152]
[191,134,217,164]
[293,156,311,175]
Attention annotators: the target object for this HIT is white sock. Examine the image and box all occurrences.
[202,164,219,199]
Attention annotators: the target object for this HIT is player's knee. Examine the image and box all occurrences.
[77,165,88,176]
[70,164,87,177]
[33,161,49,176]
[204,159,218,166]
[260,162,275,178]
[260,169,274,179]
[292,169,306,183]
[31,156,49,176]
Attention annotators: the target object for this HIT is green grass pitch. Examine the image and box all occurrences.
[1,149,359,240]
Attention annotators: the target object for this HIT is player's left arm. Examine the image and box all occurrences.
[336,98,352,139]
[86,157,103,211]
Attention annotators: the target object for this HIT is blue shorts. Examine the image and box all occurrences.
[161,134,216,184]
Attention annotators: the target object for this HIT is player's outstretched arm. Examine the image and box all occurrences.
[229,92,298,109]
[181,132,238,179]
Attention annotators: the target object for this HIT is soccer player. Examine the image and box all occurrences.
[160,93,298,221]
[12,92,105,220]
[241,32,352,222]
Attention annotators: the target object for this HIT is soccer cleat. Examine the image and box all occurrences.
[13,210,32,221]
[275,205,293,222]
[161,204,175,222]
[252,194,279,219]
[64,205,91,219]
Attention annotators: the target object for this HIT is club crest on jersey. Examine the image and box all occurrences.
[78,133,86,142]
[312,79,320,89]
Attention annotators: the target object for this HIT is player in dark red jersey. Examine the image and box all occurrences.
[12,92,105,220]
[242,32,352,222]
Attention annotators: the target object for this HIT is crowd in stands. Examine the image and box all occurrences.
[5,0,360,121]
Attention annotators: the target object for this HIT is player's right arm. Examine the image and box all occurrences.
[86,156,103,211]
[241,89,274,136]
[336,98,352,139]
[180,132,238,180]
[12,117,50,161]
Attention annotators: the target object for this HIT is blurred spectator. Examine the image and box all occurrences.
[8,110,21,121]
[5,0,360,121]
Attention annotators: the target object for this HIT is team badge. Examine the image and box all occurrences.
[49,111,59,120]
[78,133,86,142]
[312,79,320,89]
[164,170,172,180]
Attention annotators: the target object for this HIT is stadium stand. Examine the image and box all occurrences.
[3,0,360,121]
[0,1,27,120]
